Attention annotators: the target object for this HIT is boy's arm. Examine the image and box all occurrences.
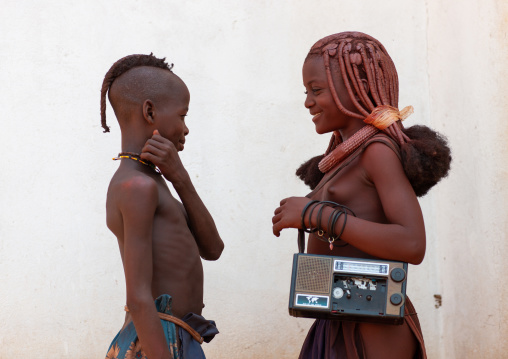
[141,131,224,261]
[119,177,170,359]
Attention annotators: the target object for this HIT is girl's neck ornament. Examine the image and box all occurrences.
[318,105,414,173]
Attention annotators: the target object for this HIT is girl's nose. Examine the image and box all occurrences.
[304,93,314,109]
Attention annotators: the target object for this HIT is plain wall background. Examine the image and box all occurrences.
[0,1,507,358]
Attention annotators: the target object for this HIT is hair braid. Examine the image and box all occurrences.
[99,53,174,133]
[367,44,389,105]
[337,42,370,117]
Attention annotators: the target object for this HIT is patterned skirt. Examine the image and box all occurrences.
[105,294,179,359]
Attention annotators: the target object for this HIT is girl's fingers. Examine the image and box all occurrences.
[272,223,281,237]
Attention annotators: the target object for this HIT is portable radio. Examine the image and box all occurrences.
[288,253,407,324]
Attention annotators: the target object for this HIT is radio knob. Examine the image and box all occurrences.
[390,293,404,306]
[333,287,344,299]
[390,268,406,282]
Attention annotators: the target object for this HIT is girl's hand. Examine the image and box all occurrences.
[272,197,313,237]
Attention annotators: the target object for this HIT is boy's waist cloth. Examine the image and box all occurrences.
[124,305,204,343]
[125,293,219,358]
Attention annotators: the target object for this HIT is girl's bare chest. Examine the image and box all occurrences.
[311,164,373,204]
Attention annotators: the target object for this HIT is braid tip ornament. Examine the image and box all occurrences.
[363,105,413,130]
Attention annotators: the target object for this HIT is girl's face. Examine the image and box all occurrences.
[302,56,362,137]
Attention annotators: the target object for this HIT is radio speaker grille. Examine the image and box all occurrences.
[295,256,332,294]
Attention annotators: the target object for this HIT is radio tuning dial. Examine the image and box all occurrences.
[333,287,344,299]
[390,268,406,282]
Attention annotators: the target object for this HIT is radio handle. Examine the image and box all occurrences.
[298,229,306,253]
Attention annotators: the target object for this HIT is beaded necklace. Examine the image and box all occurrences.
[113,152,161,175]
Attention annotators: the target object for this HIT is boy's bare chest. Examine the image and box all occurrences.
[155,186,189,228]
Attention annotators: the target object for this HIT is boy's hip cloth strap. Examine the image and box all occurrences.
[106,294,219,359]
[124,305,204,344]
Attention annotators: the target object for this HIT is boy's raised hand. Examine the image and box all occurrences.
[140,130,189,184]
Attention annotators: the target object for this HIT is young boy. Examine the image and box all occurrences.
[100,54,224,359]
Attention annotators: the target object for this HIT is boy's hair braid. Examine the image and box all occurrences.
[100,53,174,133]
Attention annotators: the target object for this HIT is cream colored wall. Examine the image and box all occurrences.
[425,1,508,357]
[0,1,506,358]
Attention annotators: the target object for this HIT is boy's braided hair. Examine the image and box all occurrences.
[100,53,174,133]
[297,32,451,196]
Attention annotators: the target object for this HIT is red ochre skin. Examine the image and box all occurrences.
[272,56,424,358]
[106,66,224,359]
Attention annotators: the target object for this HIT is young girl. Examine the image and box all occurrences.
[272,32,450,359]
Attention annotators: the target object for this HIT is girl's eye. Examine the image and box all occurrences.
[304,88,322,95]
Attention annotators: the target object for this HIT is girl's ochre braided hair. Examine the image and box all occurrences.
[100,53,174,133]
[306,32,400,118]
[297,32,451,197]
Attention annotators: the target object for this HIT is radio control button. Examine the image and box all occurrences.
[333,287,344,299]
[390,268,406,282]
[390,293,404,306]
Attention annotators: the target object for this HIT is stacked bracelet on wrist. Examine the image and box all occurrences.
[300,200,356,250]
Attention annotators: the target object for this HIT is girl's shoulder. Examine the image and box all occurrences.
[363,126,452,197]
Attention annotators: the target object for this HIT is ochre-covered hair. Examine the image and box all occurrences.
[297,32,451,196]
[306,32,399,118]
[100,53,174,133]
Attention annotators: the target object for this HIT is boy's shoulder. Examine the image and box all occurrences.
[108,168,159,209]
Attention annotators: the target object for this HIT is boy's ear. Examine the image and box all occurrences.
[142,99,155,124]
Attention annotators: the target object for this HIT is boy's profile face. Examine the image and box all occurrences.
[154,85,191,152]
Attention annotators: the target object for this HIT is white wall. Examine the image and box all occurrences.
[0,1,506,358]
[426,1,508,357]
